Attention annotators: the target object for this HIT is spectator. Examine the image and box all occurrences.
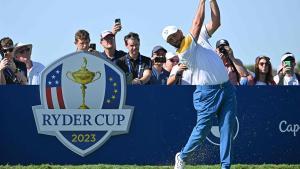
[13,43,45,85]
[216,39,252,85]
[274,52,299,85]
[163,51,179,74]
[168,63,191,85]
[0,37,27,85]
[167,52,191,85]
[162,0,236,169]
[100,22,126,64]
[253,55,275,85]
[117,32,152,85]
[74,29,100,56]
[148,45,169,85]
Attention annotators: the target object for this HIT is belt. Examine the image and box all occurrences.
[196,81,231,90]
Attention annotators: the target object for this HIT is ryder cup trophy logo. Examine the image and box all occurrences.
[32,52,134,157]
[66,57,101,109]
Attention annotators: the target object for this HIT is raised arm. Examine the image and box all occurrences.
[111,22,122,35]
[190,0,206,41]
[205,0,221,36]
[226,47,248,77]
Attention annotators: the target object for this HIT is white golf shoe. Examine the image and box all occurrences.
[174,152,185,169]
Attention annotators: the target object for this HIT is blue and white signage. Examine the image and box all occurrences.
[32,52,134,156]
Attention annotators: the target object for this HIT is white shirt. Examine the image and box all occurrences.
[170,64,192,85]
[176,28,228,85]
[274,74,299,85]
[27,61,45,85]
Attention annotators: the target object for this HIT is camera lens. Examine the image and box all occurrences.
[219,46,228,56]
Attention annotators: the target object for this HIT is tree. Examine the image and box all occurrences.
[245,65,255,73]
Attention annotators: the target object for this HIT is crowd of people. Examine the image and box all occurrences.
[1,25,299,86]
[1,30,298,86]
[0,37,44,85]
[0,2,299,86]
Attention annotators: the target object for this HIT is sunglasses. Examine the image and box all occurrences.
[2,48,14,54]
[259,62,269,66]
[17,48,30,54]
[283,57,295,62]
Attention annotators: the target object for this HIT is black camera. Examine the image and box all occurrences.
[115,18,121,24]
[219,45,228,56]
[89,43,96,51]
[154,56,166,63]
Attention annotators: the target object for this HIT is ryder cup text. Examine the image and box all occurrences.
[42,113,125,126]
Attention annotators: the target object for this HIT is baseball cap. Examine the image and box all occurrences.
[100,30,114,39]
[216,39,230,48]
[165,52,177,60]
[13,42,32,57]
[280,52,295,62]
[152,45,167,55]
[162,26,178,41]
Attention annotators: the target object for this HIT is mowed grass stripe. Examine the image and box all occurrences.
[0,164,300,169]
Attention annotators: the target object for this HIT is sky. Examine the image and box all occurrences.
[1,0,300,69]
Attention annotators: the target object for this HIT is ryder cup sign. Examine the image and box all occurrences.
[32,52,134,157]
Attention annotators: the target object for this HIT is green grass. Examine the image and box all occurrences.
[0,164,300,169]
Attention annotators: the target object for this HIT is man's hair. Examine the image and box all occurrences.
[0,37,14,49]
[75,30,90,43]
[124,32,140,45]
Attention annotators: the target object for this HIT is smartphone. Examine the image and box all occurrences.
[89,43,96,50]
[115,18,121,24]
[0,51,3,59]
[284,61,292,68]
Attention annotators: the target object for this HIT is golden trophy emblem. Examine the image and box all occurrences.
[66,57,101,109]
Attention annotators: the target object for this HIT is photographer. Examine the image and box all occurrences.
[0,37,27,85]
[216,39,252,85]
[74,29,100,56]
[148,46,169,85]
[274,52,300,85]
[167,52,191,85]
[100,20,126,64]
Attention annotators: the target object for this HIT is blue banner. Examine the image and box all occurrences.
[0,86,299,165]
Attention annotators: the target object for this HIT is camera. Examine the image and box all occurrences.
[219,45,228,56]
[154,56,166,63]
[115,18,121,24]
[0,50,3,59]
[89,43,96,51]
